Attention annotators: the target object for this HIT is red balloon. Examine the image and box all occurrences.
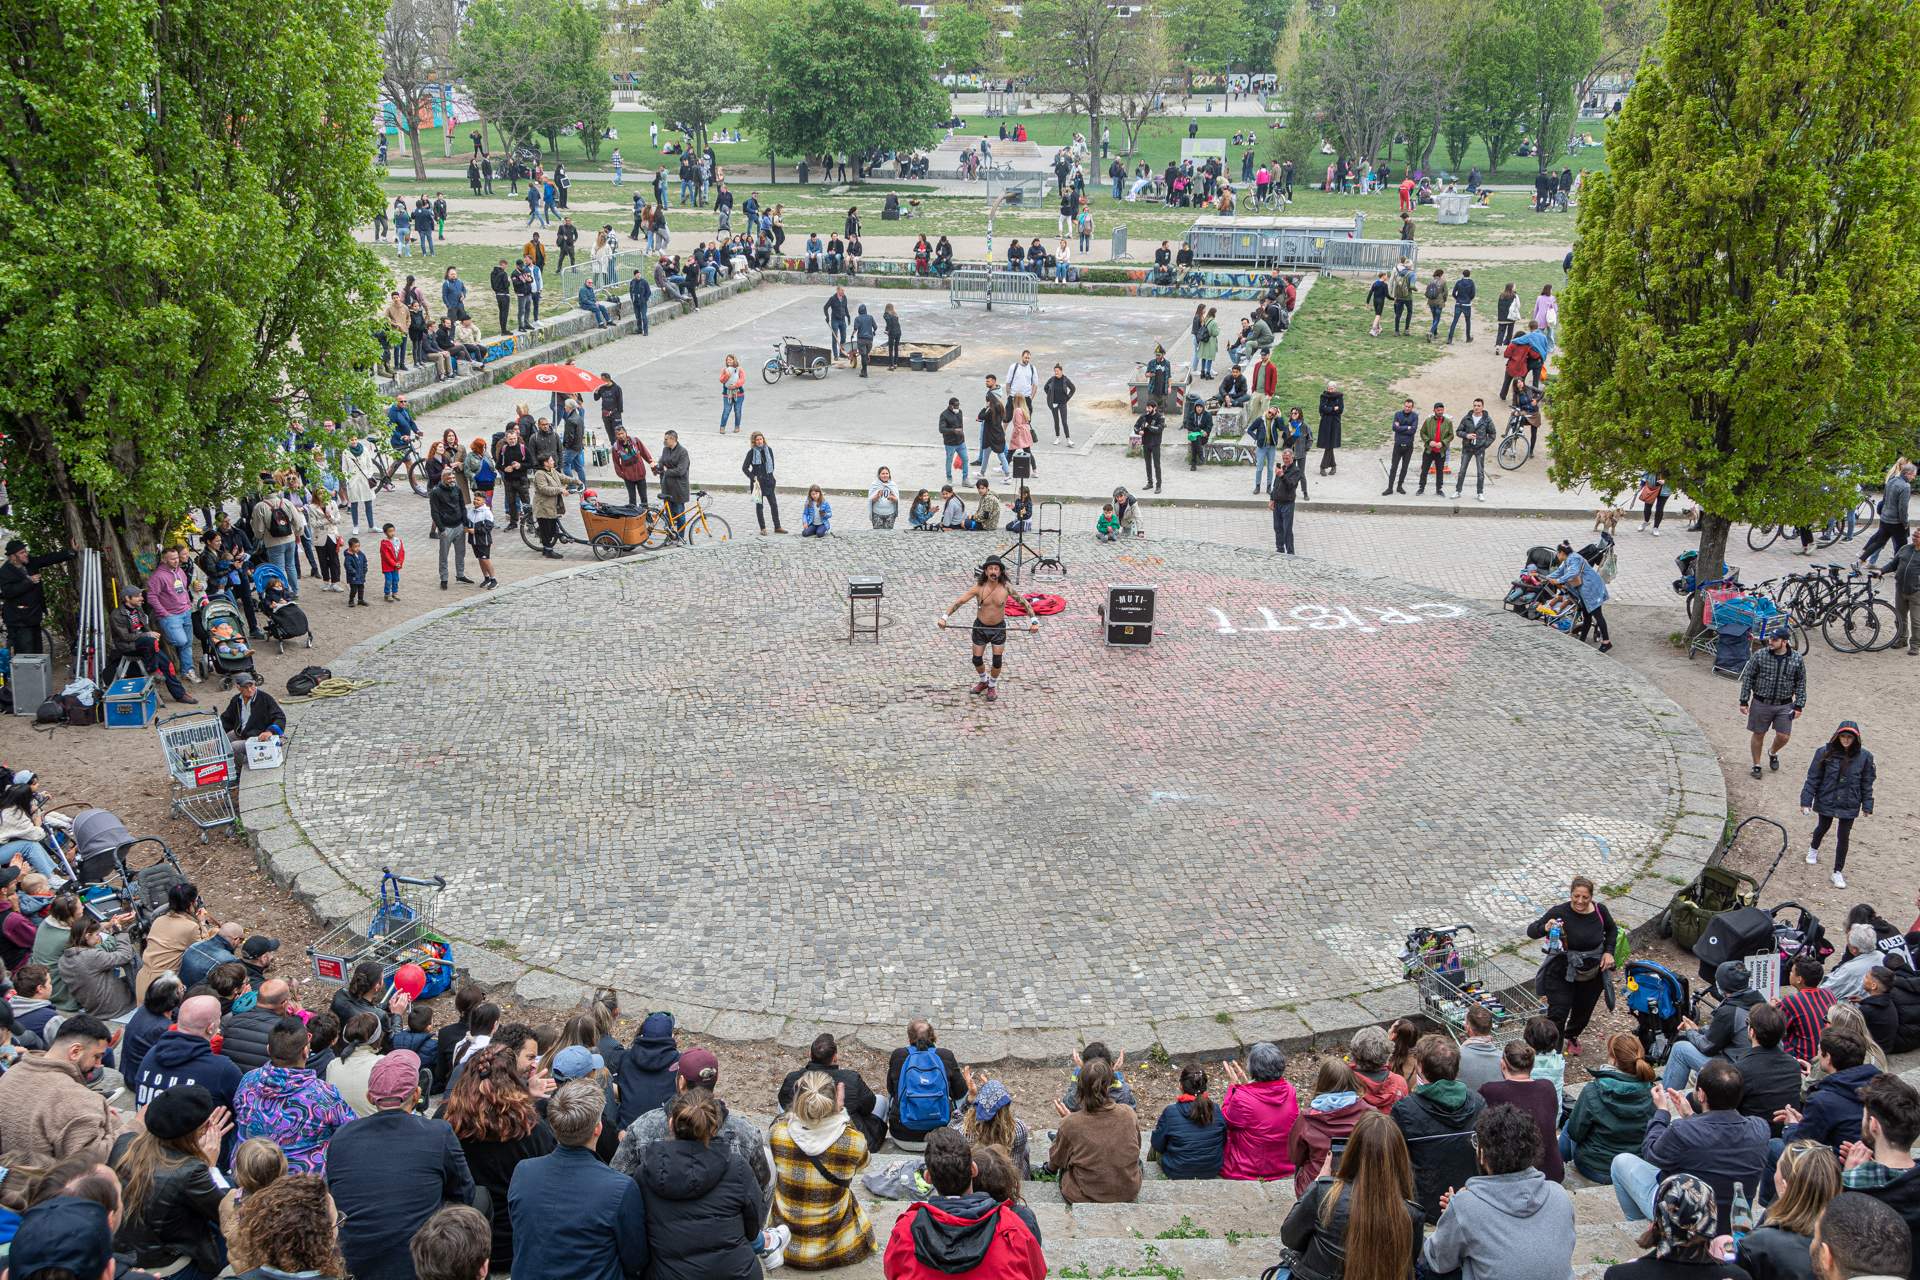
[392,963,427,998]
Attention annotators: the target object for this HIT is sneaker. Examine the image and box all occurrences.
[1649,528,1660,537]
[1806,847,1819,865]
[1750,765,1763,779]
[186,671,202,684]
[1769,753,1780,772]
[758,1224,790,1268]
[1832,870,1847,889]
[985,684,999,702]
[1566,1038,1581,1056]
[970,680,989,695]
[1476,493,1487,502]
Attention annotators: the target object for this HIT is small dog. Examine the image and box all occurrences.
[1592,507,1623,536]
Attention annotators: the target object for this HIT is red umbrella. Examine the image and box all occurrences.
[504,364,605,394]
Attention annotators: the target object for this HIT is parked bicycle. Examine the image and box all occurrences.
[1496,409,1534,470]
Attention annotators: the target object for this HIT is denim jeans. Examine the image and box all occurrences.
[1661,1040,1710,1091]
[0,839,55,878]
[419,227,434,254]
[1112,177,1123,198]
[156,610,195,678]
[1610,1153,1662,1220]
[945,444,969,482]
[561,449,588,487]
[1253,445,1275,493]
[266,541,300,596]
[720,397,743,431]
[1448,302,1471,341]
[349,500,375,530]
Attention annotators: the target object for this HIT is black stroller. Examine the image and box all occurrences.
[1691,899,1834,1023]
[50,808,190,953]
[253,563,314,652]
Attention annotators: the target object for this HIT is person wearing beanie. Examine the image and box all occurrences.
[8,1195,116,1280]
[614,1011,679,1129]
[1661,961,1766,1091]
[326,1049,478,1280]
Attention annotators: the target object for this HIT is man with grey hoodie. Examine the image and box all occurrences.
[1455,1004,1504,1092]
[1422,1103,1576,1280]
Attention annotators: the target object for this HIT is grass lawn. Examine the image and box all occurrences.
[385,106,1610,187]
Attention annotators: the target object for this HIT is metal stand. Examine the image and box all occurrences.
[999,521,1043,581]
[1034,501,1066,577]
[846,579,883,643]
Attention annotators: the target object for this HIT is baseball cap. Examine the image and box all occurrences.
[8,1197,114,1280]
[242,936,281,959]
[676,1047,719,1088]
[552,1045,606,1082]
[233,669,259,686]
[5,539,25,556]
[366,1050,423,1106]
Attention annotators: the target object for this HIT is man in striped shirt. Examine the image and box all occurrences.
[1778,956,1837,1062]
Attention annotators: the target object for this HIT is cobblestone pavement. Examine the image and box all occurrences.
[272,533,1717,1036]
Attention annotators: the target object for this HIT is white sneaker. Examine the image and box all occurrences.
[1832,870,1847,889]
[758,1224,790,1269]
[1806,847,1819,865]
[1476,493,1486,502]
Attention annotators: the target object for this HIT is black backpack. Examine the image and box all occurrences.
[267,501,293,539]
[286,665,332,698]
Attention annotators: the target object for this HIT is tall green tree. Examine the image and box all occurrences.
[757,0,946,165]
[380,0,453,179]
[1508,0,1599,173]
[1297,0,1448,164]
[457,0,608,160]
[932,2,994,74]
[643,0,740,152]
[1012,0,1133,147]
[1549,0,1920,594]
[0,0,386,580]
[1163,0,1251,77]
[1456,20,1531,175]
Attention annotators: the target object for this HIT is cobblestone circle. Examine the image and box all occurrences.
[269,535,1720,1046]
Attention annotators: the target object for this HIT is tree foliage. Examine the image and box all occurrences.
[1162,0,1251,75]
[932,2,994,73]
[643,0,739,151]
[380,0,456,179]
[1549,0,1920,587]
[457,0,609,160]
[0,0,386,580]
[1107,12,1178,156]
[1508,0,1599,173]
[754,0,946,163]
[1012,0,1134,145]
[1297,0,1449,164]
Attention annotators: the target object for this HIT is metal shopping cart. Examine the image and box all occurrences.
[1400,924,1545,1041]
[156,712,238,842]
[308,867,454,998]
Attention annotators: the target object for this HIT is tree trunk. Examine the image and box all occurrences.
[1687,512,1733,639]
[406,119,428,181]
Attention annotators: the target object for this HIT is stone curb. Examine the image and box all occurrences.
[241,535,1725,1064]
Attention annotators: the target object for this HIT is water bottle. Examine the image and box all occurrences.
[1731,1182,1753,1254]
[1546,920,1564,955]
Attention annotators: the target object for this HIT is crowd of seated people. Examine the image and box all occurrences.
[3,828,1920,1280]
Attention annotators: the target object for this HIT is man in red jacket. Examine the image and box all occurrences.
[884,1129,1045,1280]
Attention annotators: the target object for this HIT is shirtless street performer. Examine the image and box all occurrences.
[938,555,1036,702]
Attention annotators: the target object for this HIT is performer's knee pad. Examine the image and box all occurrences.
[972,654,985,672]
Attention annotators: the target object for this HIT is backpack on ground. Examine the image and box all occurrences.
[286,665,333,698]
[267,502,293,539]
[895,1044,951,1130]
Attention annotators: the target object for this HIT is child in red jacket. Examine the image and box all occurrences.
[379,523,405,601]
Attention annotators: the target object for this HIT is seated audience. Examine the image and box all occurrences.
[325,1013,387,1116]
[1349,1024,1410,1112]
[1601,1172,1748,1280]
[615,1010,679,1129]
[1664,962,1766,1091]
[108,1084,228,1280]
[1289,1059,1369,1194]
[884,1019,969,1151]
[508,1079,649,1280]
[231,1173,350,1280]
[122,972,186,1101]
[1840,1074,1920,1263]
[1281,1109,1424,1280]
[777,1032,886,1152]
[972,1143,1040,1243]
[1422,1103,1576,1280]
[1739,1139,1839,1280]
[636,1088,781,1280]
[1457,1004,1504,1091]
[613,1048,772,1199]
[1809,1193,1912,1280]
[447,1042,556,1273]
[1823,926,1881,1001]
[219,1138,287,1275]
[1778,959,1836,1064]
[410,1204,494,1280]
[1045,1056,1142,1204]
[1527,1016,1569,1101]
[1151,1063,1227,1181]
[1220,1041,1299,1183]
[233,1016,357,1173]
[1728,1005,1805,1136]
[0,1013,119,1164]
[1779,1027,1877,1153]
[135,994,241,1121]
[1059,1042,1139,1113]
[1394,1033,1488,1222]
[1612,1060,1769,1233]
[884,1128,1046,1280]
[221,979,296,1073]
[962,1072,1032,1180]
[1564,1033,1657,1184]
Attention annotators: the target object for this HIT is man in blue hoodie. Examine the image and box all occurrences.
[135,993,243,1167]
[614,1011,680,1129]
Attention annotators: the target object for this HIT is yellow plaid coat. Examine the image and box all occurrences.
[769,1116,875,1269]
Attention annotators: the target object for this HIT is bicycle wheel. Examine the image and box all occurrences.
[591,531,624,561]
[1815,522,1842,549]
[1821,605,1866,653]
[1745,524,1780,552]
[808,357,829,379]
[406,458,428,498]
[1496,434,1529,470]
[639,505,671,549]
[686,512,732,544]
[520,518,542,552]
[762,359,784,386]
[1847,598,1897,651]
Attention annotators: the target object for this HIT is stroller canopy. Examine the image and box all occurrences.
[70,809,135,864]
[1623,959,1687,1020]
[252,562,291,596]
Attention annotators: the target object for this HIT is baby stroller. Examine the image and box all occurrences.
[200,595,257,690]
[1660,816,1786,949]
[1621,959,1690,1064]
[252,564,314,653]
[1502,546,1556,616]
[1691,899,1835,1022]
[54,808,189,953]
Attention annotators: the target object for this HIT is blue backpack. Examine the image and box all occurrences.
[895,1045,950,1130]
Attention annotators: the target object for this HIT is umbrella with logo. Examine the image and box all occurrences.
[504,364,606,394]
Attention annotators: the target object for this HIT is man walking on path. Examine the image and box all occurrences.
[1447,268,1476,343]
[1881,526,1920,655]
[1452,397,1495,500]
[1738,629,1807,777]
[1858,461,1913,568]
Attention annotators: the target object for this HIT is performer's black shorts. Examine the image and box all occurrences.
[971,621,1007,647]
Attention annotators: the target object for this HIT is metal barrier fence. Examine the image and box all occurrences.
[1184,215,1364,266]
[1319,238,1419,274]
[950,265,1041,311]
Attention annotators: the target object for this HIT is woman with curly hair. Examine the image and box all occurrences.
[446,1042,556,1271]
[231,1174,348,1280]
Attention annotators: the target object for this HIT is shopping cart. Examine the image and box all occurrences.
[309,867,454,998]
[155,712,238,842]
[1400,924,1544,1040]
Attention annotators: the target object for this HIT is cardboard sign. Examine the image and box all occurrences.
[246,739,285,770]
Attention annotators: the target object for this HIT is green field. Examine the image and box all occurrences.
[385,106,1610,188]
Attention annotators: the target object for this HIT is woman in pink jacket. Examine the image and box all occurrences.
[1220,1041,1299,1181]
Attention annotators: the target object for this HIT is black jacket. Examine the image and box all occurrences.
[1724,1045,1804,1135]
[490,265,511,295]
[556,222,579,251]
[1317,391,1345,446]
[616,1032,680,1129]
[1042,374,1075,406]
[938,407,965,447]
[1135,411,1164,443]
[0,549,75,626]
[777,1062,885,1150]
[824,293,850,324]
[657,444,690,506]
[1684,987,1764,1056]
[1281,1176,1424,1280]
[595,383,625,421]
[1736,1226,1814,1280]
[329,1110,477,1280]
[530,427,562,468]
[108,1134,225,1277]
[1800,741,1875,818]
[1856,1165,1920,1280]
[635,1138,764,1280]
[1272,460,1303,504]
[221,690,285,740]
[220,1005,284,1073]
[1392,1085,1487,1221]
[429,480,466,533]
